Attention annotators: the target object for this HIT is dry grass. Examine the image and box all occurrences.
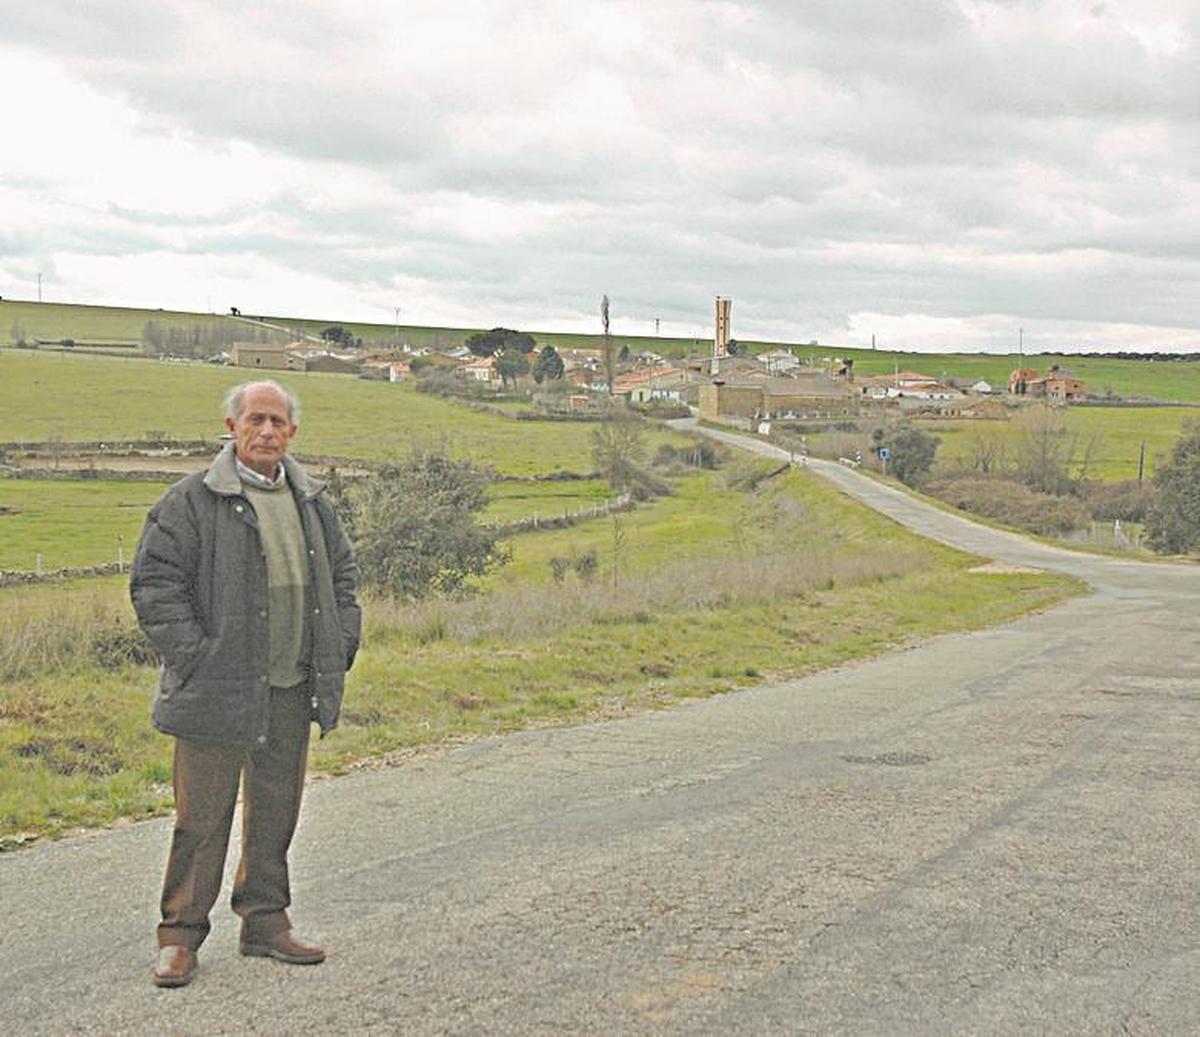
[0,582,139,681]
[366,537,927,649]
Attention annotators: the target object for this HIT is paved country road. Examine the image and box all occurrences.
[2,428,1197,1035]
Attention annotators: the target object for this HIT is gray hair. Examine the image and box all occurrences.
[223,380,301,424]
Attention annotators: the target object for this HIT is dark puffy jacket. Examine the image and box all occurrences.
[131,443,362,747]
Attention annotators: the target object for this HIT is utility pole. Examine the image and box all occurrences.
[1019,327,1024,356]
[37,273,42,303]
[654,318,660,336]
[1137,440,1146,484]
[394,306,401,348]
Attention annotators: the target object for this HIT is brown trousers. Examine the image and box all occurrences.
[158,685,312,950]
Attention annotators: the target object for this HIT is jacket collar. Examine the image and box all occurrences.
[203,441,324,500]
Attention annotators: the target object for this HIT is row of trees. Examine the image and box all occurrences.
[465,328,566,388]
[142,320,286,357]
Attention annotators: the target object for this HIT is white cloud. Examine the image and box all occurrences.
[0,0,1197,352]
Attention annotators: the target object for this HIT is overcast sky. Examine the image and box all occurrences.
[1,1,1197,353]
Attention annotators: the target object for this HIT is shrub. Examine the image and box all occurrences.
[884,424,940,486]
[93,627,160,670]
[925,475,1088,535]
[572,548,599,584]
[1145,421,1200,554]
[653,439,726,471]
[345,447,510,599]
[1080,479,1151,523]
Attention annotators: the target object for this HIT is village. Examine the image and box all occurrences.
[224,320,1088,430]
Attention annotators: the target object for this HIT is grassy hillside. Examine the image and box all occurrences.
[0,350,673,474]
[6,297,1200,402]
[0,298,695,358]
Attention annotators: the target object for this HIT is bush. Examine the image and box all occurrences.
[653,439,726,471]
[884,424,940,486]
[573,548,599,583]
[93,627,160,670]
[1080,479,1151,523]
[341,447,510,599]
[1145,421,1200,554]
[925,475,1088,536]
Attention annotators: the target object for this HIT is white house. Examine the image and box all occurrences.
[461,356,498,383]
[757,348,800,374]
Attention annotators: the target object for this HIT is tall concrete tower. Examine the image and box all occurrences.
[712,296,732,375]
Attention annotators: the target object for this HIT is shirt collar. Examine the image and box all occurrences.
[236,456,289,490]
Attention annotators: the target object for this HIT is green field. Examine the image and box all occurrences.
[483,479,614,524]
[0,480,169,571]
[822,348,1200,404]
[925,405,1200,481]
[0,305,1121,845]
[0,350,688,475]
[0,468,1083,842]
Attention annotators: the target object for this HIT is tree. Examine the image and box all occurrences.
[494,348,530,389]
[1009,404,1100,496]
[726,338,740,356]
[1145,422,1200,554]
[884,424,940,486]
[591,404,646,491]
[340,448,510,599]
[532,345,565,383]
[466,327,536,357]
[321,325,350,345]
[601,295,614,395]
[961,428,1006,474]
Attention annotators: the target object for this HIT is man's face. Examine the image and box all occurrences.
[226,385,298,477]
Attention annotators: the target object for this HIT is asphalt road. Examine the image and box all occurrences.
[2,430,1197,1035]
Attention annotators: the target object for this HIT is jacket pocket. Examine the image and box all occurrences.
[179,636,216,685]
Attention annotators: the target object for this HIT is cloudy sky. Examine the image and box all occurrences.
[1,0,1197,353]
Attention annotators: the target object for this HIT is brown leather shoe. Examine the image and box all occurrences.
[152,945,197,988]
[239,929,325,965]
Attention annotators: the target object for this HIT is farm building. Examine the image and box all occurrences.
[621,367,690,403]
[699,373,859,422]
[460,356,500,384]
[1009,365,1086,402]
[230,341,297,370]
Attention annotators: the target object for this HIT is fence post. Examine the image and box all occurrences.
[35,553,43,576]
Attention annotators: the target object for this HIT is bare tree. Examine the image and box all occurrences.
[591,402,645,491]
[961,428,1007,474]
[1010,404,1102,495]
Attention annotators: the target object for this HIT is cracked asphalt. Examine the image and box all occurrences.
[1,427,1197,1034]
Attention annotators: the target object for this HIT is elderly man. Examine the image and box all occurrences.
[132,380,361,988]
